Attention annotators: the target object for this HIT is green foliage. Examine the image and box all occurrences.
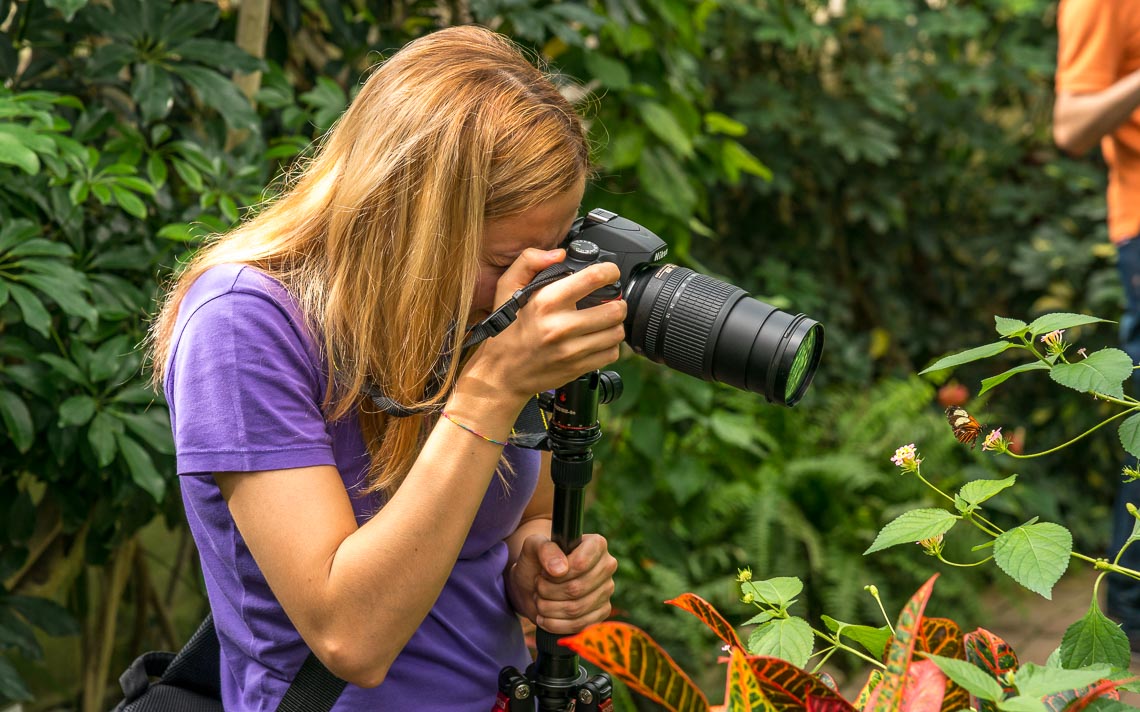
[567,574,1128,712]
[1059,602,1131,671]
[991,523,1072,599]
[0,0,331,702]
[863,510,960,556]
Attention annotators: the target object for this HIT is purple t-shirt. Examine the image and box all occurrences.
[165,264,539,711]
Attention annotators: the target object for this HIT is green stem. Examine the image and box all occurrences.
[914,466,954,504]
[811,630,886,670]
[1005,408,1138,459]
[809,645,838,674]
[1073,552,1140,581]
[964,511,1003,539]
[935,553,993,568]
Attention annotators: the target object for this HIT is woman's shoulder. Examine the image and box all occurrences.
[184,263,295,312]
[174,264,313,360]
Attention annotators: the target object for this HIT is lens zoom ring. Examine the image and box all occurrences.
[663,275,740,377]
[644,268,691,358]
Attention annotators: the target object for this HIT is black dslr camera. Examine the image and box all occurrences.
[555,209,824,406]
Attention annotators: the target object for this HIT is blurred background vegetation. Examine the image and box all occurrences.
[0,0,1123,708]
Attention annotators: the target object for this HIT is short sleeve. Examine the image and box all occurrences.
[1057,0,1123,94]
[166,289,335,475]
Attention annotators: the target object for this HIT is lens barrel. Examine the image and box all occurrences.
[624,264,824,406]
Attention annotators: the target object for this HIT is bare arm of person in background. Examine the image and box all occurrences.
[1054,69,1140,156]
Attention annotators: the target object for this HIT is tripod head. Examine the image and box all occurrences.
[496,370,621,712]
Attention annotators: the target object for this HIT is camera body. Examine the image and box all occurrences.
[554,208,824,407]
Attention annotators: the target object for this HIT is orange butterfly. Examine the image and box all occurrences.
[945,406,982,448]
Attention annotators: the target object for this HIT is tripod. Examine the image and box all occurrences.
[495,370,621,712]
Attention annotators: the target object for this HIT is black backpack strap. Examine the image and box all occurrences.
[118,651,177,703]
[276,653,348,712]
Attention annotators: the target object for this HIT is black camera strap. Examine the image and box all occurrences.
[461,262,573,347]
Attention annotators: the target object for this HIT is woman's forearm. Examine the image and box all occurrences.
[227,373,530,687]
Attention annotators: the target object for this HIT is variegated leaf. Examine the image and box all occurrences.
[869,574,940,712]
[745,656,855,711]
[915,617,969,712]
[725,647,778,711]
[856,670,884,709]
[963,627,1019,712]
[667,593,746,650]
[560,622,710,712]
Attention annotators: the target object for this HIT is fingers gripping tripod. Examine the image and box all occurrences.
[494,371,621,712]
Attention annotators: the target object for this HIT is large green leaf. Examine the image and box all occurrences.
[45,0,89,21]
[742,577,803,608]
[992,523,1072,599]
[115,432,165,501]
[0,130,40,174]
[864,508,959,554]
[1013,662,1112,698]
[0,389,34,452]
[6,595,79,636]
[170,38,263,73]
[170,64,259,131]
[639,108,689,154]
[746,616,814,669]
[821,615,891,660]
[955,475,1017,514]
[994,316,1028,338]
[584,52,631,89]
[1025,313,1110,336]
[88,411,120,467]
[923,653,1004,702]
[1049,349,1133,400]
[58,395,96,427]
[132,62,174,124]
[0,655,32,702]
[920,342,1015,375]
[637,146,697,220]
[979,362,1049,396]
[1118,412,1140,459]
[1059,601,1130,670]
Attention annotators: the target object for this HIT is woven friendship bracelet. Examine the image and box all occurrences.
[440,411,508,447]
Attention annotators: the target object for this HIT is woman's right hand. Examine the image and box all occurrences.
[462,248,628,402]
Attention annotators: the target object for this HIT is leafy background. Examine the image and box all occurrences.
[0,0,1122,708]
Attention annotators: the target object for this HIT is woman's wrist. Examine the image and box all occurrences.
[443,373,529,444]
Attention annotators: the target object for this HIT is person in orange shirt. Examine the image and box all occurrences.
[1054,0,1140,649]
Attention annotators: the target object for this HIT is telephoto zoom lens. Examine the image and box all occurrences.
[624,264,824,406]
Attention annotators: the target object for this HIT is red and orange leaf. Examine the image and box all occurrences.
[899,660,946,712]
[666,593,746,650]
[560,622,709,712]
[856,670,884,709]
[963,627,1018,712]
[724,647,778,711]
[869,574,940,712]
[1043,676,1129,712]
[914,617,968,712]
[916,618,962,659]
[745,656,854,711]
[808,696,859,712]
[817,672,840,691]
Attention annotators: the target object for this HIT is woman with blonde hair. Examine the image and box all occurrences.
[149,25,624,710]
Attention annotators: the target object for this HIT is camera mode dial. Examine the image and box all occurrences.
[566,239,600,263]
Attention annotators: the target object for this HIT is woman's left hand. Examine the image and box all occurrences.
[507,533,617,634]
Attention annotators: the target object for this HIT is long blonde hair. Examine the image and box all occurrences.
[149,26,589,495]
